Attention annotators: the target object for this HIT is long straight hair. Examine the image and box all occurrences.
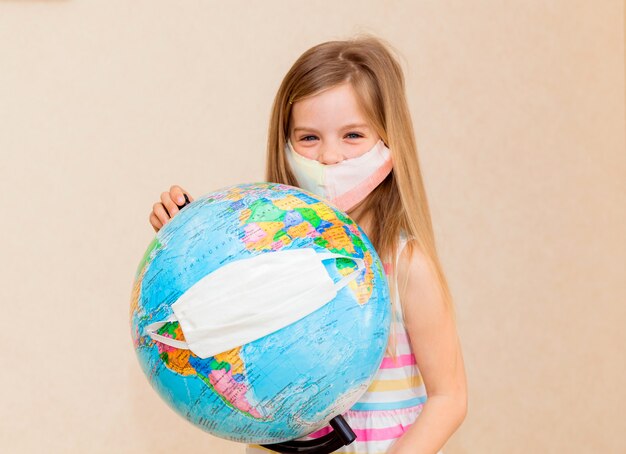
[265,35,456,358]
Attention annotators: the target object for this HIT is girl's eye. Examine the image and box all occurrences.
[346,132,363,139]
[301,135,318,142]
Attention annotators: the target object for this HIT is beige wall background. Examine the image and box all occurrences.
[0,1,624,452]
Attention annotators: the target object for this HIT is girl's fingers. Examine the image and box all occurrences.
[153,202,170,226]
[161,191,180,218]
[149,185,191,233]
[170,185,187,206]
[149,212,163,233]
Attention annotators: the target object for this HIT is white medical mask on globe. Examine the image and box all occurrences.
[145,248,365,359]
[284,139,393,212]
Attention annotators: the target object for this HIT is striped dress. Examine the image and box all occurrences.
[246,234,440,454]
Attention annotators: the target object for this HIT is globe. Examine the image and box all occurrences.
[130,182,391,444]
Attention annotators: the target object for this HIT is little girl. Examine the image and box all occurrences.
[150,35,467,454]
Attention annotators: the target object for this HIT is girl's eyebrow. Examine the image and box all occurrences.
[341,123,370,130]
[293,127,320,133]
[293,123,370,133]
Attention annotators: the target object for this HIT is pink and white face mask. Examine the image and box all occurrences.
[284,139,393,212]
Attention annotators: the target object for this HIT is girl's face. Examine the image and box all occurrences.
[288,82,381,164]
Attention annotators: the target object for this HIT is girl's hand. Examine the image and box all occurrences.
[149,185,194,233]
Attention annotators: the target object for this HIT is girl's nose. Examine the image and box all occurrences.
[317,144,342,165]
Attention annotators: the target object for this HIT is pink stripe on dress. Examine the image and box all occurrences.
[307,423,407,442]
[353,425,407,441]
[379,354,416,369]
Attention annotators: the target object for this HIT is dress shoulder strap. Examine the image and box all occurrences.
[392,234,412,316]
[395,236,409,272]
[397,231,418,261]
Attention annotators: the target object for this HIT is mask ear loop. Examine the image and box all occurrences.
[145,313,190,350]
[315,252,366,291]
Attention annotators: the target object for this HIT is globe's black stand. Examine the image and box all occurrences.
[259,415,356,454]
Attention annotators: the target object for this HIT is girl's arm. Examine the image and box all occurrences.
[387,247,468,454]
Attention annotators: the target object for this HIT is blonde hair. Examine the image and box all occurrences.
[265,34,457,360]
